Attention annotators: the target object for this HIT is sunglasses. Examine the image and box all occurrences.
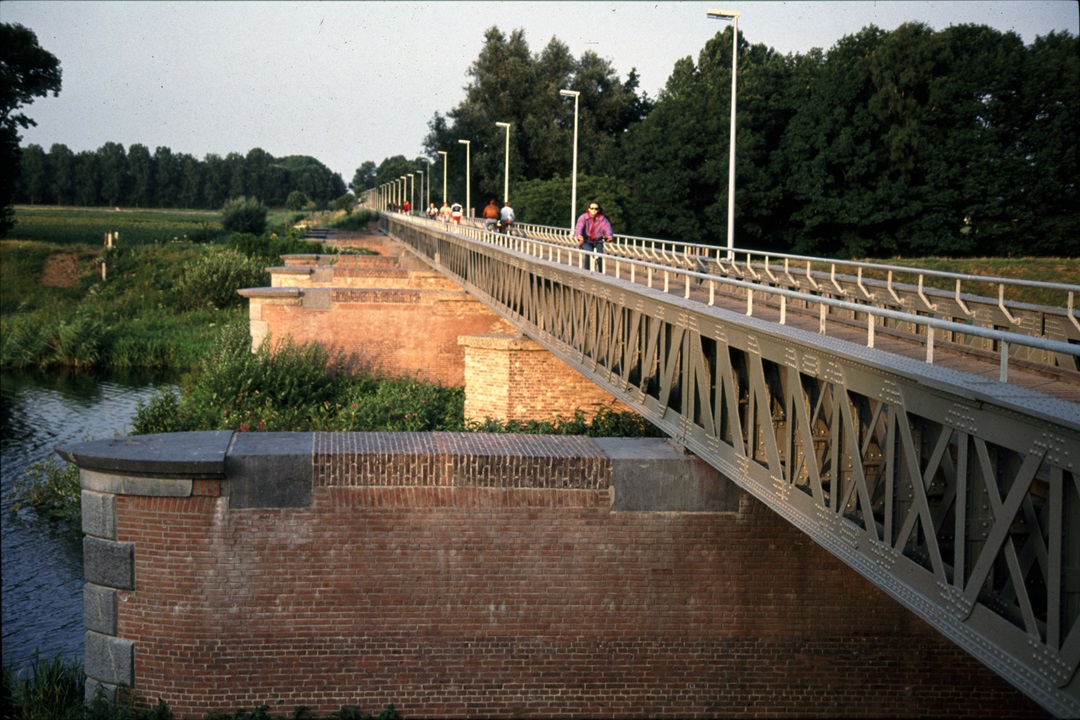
[588,206,598,211]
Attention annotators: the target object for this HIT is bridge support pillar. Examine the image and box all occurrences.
[460,333,633,424]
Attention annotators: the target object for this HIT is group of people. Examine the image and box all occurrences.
[426,201,465,223]
[482,199,517,234]
[419,196,614,273]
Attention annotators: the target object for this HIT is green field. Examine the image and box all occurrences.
[1,206,309,373]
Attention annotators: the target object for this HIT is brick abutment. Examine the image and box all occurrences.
[58,431,1044,718]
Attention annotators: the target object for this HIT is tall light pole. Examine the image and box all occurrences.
[458,139,471,218]
[438,151,448,205]
[425,158,432,208]
[400,175,407,211]
[416,170,424,213]
[495,121,511,203]
[408,173,415,214]
[560,89,580,231]
[708,9,740,259]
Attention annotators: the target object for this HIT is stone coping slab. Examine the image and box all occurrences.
[56,431,234,479]
[238,287,301,299]
[56,432,737,512]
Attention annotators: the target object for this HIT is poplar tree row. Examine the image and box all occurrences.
[14,143,347,211]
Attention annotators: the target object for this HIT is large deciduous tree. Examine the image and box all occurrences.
[422,26,650,212]
[0,22,62,234]
[351,161,377,192]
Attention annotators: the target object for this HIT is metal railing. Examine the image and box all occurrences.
[409,214,1080,384]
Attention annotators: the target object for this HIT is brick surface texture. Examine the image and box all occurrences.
[111,435,1045,719]
[462,335,632,423]
[257,292,516,387]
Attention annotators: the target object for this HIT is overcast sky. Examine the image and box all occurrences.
[5,1,1078,182]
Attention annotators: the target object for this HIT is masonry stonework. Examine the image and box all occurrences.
[460,334,632,423]
[59,431,1046,719]
[241,232,641,421]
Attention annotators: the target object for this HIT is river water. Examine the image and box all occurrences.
[0,370,172,672]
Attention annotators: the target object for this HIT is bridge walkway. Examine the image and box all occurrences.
[399,215,1080,405]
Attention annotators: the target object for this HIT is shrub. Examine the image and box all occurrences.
[330,193,356,215]
[286,190,309,211]
[225,230,327,263]
[7,457,82,526]
[175,248,269,310]
[221,196,268,235]
[132,388,192,434]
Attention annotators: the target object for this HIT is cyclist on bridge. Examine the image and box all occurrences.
[499,201,516,234]
[575,201,612,273]
[483,199,500,231]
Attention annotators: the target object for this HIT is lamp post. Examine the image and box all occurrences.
[458,139,471,218]
[438,151,448,205]
[417,170,424,214]
[708,8,740,259]
[425,158,432,208]
[408,173,415,214]
[495,121,511,203]
[400,175,408,213]
[559,89,580,231]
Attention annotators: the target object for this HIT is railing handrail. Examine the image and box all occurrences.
[400,214,1080,382]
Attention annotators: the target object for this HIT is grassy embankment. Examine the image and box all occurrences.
[1,205,318,373]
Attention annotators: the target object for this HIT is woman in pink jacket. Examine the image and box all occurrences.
[575,201,613,273]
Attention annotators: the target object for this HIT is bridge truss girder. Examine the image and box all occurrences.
[389,218,1080,716]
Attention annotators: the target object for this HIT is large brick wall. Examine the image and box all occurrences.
[63,432,1046,719]
[243,288,517,386]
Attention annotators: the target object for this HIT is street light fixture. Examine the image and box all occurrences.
[438,151,448,205]
[458,139,471,218]
[408,173,415,214]
[559,89,580,231]
[708,8,740,259]
[417,170,424,214]
[400,175,407,212]
[495,121,511,204]
[425,158,432,208]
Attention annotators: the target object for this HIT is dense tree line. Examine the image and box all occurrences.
[396,23,1077,258]
[13,142,347,210]
[6,20,1077,256]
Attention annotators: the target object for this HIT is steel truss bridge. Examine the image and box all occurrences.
[380,213,1080,716]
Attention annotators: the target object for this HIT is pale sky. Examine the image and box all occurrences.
[4,1,1078,183]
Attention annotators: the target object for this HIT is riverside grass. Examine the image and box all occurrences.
[0,206,344,373]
